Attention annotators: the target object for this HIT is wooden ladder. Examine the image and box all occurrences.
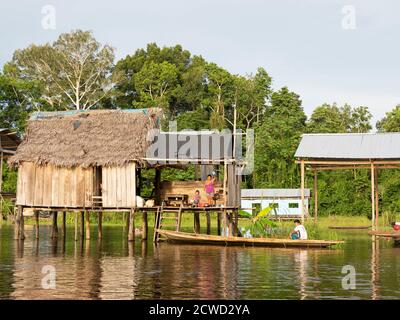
[153,205,183,242]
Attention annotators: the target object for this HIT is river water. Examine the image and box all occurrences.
[0,224,399,299]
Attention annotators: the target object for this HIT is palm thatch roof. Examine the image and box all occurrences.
[9,108,162,168]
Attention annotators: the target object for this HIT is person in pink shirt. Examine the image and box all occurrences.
[204,174,215,206]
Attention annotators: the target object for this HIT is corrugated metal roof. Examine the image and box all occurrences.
[295,133,400,159]
[241,189,310,198]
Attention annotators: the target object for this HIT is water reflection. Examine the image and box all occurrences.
[0,225,399,299]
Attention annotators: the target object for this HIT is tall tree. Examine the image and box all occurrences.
[253,87,306,188]
[9,30,118,110]
[376,104,400,132]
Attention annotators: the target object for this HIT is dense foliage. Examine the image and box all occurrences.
[1,29,400,218]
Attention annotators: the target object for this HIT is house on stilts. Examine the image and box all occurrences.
[9,108,242,241]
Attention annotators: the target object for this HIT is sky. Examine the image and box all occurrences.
[1,0,400,127]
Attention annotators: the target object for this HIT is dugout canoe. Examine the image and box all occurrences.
[368,231,400,238]
[156,229,344,248]
[328,226,371,230]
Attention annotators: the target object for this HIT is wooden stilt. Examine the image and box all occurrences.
[300,160,305,223]
[14,206,20,240]
[371,162,376,231]
[142,211,148,240]
[35,211,39,239]
[98,211,103,239]
[228,211,234,236]
[85,211,90,240]
[128,208,135,241]
[62,211,66,238]
[194,212,200,234]
[74,211,78,241]
[223,209,228,237]
[51,211,58,239]
[217,212,221,235]
[234,210,239,236]
[313,171,318,223]
[374,168,379,230]
[14,205,24,240]
[125,212,130,230]
[80,211,85,238]
[206,212,211,235]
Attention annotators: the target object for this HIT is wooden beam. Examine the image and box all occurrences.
[80,211,85,239]
[371,162,376,231]
[142,211,148,240]
[313,171,318,223]
[300,160,305,223]
[85,210,90,240]
[194,212,200,234]
[74,211,78,241]
[35,210,39,239]
[98,211,103,239]
[51,211,58,239]
[61,211,66,238]
[298,159,400,166]
[374,168,379,231]
[128,208,135,241]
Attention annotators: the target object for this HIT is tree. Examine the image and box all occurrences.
[204,63,234,129]
[114,43,191,112]
[307,103,372,133]
[253,87,306,188]
[133,61,179,112]
[234,67,272,131]
[376,105,400,132]
[9,30,118,110]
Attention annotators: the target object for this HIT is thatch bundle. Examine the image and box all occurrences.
[9,109,162,168]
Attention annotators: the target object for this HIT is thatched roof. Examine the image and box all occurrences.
[9,108,162,168]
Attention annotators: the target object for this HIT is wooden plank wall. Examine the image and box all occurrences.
[226,164,241,207]
[16,162,94,207]
[102,163,136,208]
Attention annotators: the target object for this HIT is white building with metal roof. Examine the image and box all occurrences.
[241,188,310,218]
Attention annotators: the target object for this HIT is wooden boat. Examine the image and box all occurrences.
[328,226,371,230]
[368,231,400,238]
[156,229,344,248]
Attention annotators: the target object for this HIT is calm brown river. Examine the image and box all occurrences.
[0,224,399,299]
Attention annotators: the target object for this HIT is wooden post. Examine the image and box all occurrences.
[14,205,24,240]
[371,162,376,231]
[51,211,58,239]
[74,211,78,241]
[85,210,90,240]
[206,212,211,235]
[62,211,66,238]
[35,211,39,239]
[154,168,161,205]
[125,212,130,230]
[80,211,85,238]
[374,168,379,230]
[223,161,228,236]
[128,208,135,241]
[0,151,3,222]
[217,212,221,236]
[300,160,305,224]
[234,209,239,236]
[313,171,318,223]
[194,212,200,234]
[98,211,103,239]
[142,211,148,240]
